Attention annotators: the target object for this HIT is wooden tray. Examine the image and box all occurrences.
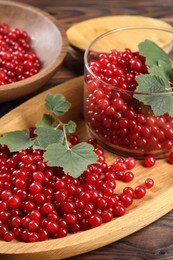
[0,76,173,260]
[66,15,173,51]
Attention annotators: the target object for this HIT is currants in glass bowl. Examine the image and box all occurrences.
[84,26,173,159]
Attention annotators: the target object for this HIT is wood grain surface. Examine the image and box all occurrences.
[0,0,173,259]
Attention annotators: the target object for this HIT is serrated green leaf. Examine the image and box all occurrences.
[134,74,173,116]
[65,120,77,135]
[135,40,173,117]
[44,142,98,178]
[149,61,173,87]
[135,93,173,116]
[158,60,173,79]
[135,74,169,93]
[0,130,34,152]
[138,39,172,67]
[148,94,173,116]
[36,114,55,128]
[45,94,71,116]
[33,126,64,150]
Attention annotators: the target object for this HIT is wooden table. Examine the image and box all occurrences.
[1,0,173,259]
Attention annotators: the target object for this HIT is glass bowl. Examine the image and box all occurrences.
[84,26,173,159]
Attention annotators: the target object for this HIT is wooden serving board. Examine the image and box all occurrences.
[66,15,173,52]
[0,76,173,260]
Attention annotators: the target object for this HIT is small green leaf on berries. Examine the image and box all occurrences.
[33,126,64,150]
[44,142,98,178]
[0,130,35,152]
[36,114,55,128]
[45,94,71,116]
[65,120,77,135]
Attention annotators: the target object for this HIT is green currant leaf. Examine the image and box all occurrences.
[138,39,172,67]
[135,74,169,93]
[135,93,173,116]
[0,130,34,152]
[157,60,173,79]
[135,40,173,117]
[44,142,98,178]
[149,61,173,86]
[65,120,77,135]
[134,74,173,116]
[36,114,55,128]
[33,126,64,150]
[45,94,71,116]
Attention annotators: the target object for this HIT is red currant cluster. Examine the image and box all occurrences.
[0,138,153,243]
[0,23,41,86]
[85,48,173,157]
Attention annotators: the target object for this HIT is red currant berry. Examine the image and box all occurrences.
[120,194,133,207]
[113,205,125,217]
[4,231,14,242]
[69,134,79,146]
[145,178,154,189]
[124,157,136,170]
[122,171,134,182]
[134,186,146,199]
[144,155,156,167]
[7,195,21,208]
[89,214,102,227]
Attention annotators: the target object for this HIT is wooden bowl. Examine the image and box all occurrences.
[0,0,68,103]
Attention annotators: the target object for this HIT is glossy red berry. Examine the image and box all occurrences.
[125,157,136,170]
[7,195,21,208]
[89,214,102,227]
[123,187,134,197]
[29,181,43,194]
[69,134,79,146]
[113,205,126,217]
[87,138,98,148]
[122,171,134,182]
[144,155,156,167]
[113,159,126,171]
[134,186,146,199]
[120,194,133,207]
[4,231,14,242]
[145,178,154,189]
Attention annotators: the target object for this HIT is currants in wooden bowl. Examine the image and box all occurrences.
[84,26,173,159]
[0,0,68,103]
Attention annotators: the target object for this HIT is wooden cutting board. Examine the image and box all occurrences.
[0,76,173,260]
[66,15,173,52]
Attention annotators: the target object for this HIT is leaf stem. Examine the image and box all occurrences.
[62,124,70,150]
[53,117,70,149]
[54,118,62,130]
